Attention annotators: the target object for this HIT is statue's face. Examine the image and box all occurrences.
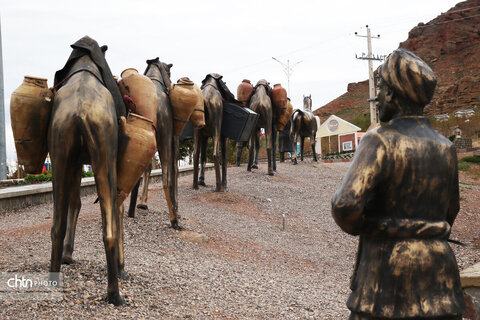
[376,79,396,122]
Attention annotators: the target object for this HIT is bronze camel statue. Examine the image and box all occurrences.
[49,36,125,305]
[126,58,181,229]
[193,73,235,192]
[290,95,318,164]
[247,79,277,175]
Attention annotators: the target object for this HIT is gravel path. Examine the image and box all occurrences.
[0,160,478,319]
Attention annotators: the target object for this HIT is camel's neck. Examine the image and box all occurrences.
[146,64,168,92]
[71,55,99,73]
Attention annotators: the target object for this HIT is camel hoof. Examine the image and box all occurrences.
[118,269,130,280]
[62,255,74,265]
[107,291,125,306]
[198,181,206,187]
[137,204,148,210]
[252,164,258,169]
[170,220,181,230]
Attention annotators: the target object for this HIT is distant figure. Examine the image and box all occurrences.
[278,119,295,162]
[331,49,466,319]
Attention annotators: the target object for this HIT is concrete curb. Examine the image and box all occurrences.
[0,164,213,213]
[323,159,351,163]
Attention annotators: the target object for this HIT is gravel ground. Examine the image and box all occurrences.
[0,159,479,319]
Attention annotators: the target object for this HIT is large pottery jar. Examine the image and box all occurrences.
[169,77,202,136]
[271,84,289,130]
[278,99,294,131]
[188,95,205,130]
[117,113,157,207]
[118,68,158,127]
[10,76,53,174]
[237,79,254,107]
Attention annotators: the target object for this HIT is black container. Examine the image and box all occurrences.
[180,120,194,141]
[221,102,259,142]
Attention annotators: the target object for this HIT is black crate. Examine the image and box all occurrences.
[221,102,259,142]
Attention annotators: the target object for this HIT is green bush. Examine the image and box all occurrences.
[82,170,94,177]
[460,156,480,164]
[458,161,470,171]
[24,172,52,183]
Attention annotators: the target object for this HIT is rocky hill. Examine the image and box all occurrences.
[314,0,480,123]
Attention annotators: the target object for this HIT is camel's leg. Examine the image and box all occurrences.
[62,165,83,264]
[300,136,305,161]
[49,123,79,285]
[247,132,255,171]
[212,128,222,192]
[50,163,75,274]
[199,136,207,186]
[158,131,178,229]
[265,117,274,176]
[87,128,123,306]
[272,126,277,172]
[127,179,141,218]
[116,203,128,279]
[291,132,298,165]
[138,162,153,209]
[193,130,200,189]
[220,135,227,191]
[235,141,243,167]
[252,133,260,169]
[172,136,179,213]
[311,136,318,162]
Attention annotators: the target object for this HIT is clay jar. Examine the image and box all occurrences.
[169,77,202,135]
[189,94,205,130]
[118,68,158,127]
[117,113,157,207]
[237,79,254,107]
[279,99,294,131]
[271,84,289,130]
[10,76,53,174]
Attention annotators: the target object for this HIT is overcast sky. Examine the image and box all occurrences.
[1,0,461,162]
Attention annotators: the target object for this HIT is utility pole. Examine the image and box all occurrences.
[271,57,303,97]
[0,18,7,179]
[355,25,383,124]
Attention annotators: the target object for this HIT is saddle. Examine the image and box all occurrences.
[201,73,241,105]
[54,36,126,119]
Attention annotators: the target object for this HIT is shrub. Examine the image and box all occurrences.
[460,156,480,164]
[24,172,52,183]
[458,161,470,171]
[82,170,94,178]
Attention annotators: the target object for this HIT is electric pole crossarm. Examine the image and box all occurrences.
[272,57,303,97]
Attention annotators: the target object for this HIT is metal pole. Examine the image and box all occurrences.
[355,26,382,125]
[272,57,303,97]
[366,27,377,124]
[0,18,7,179]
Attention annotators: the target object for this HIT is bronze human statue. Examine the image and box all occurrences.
[331,49,466,319]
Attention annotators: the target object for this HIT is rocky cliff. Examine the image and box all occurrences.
[314,0,480,122]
